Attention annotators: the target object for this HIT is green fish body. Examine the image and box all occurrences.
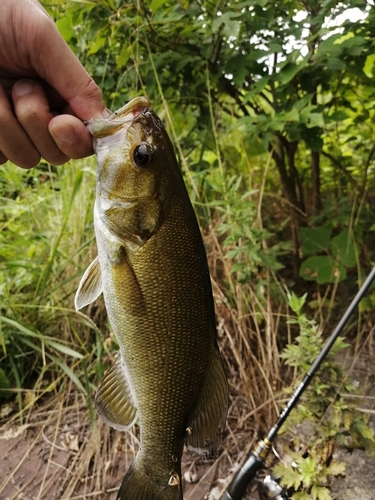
[75,97,228,500]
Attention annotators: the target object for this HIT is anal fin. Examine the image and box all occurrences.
[185,348,228,458]
[95,353,138,431]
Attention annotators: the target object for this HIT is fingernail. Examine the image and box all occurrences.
[102,108,111,118]
[13,81,35,97]
[54,124,75,142]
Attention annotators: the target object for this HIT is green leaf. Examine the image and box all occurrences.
[326,57,346,71]
[278,54,309,85]
[87,33,107,56]
[300,226,331,255]
[244,77,269,100]
[212,11,241,37]
[363,54,375,78]
[150,0,168,10]
[300,456,317,488]
[56,16,76,42]
[0,316,83,359]
[273,463,302,490]
[300,256,346,284]
[288,292,307,315]
[330,229,357,268]
[316,32,344,56]
[279,62,300,85]
[351,419,375,442]
[335,35,365,50]
[326,460,346,477]
[310,485,332,500]
[328,110,349,122]
[294,93,314,112]
[281,108,299,122]
[304,128,324,151]
[306,113,325,129]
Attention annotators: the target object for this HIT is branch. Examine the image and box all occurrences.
[321,151,363,193]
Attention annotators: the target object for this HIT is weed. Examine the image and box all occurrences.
[0,160,106,419]
[273,293,375,499]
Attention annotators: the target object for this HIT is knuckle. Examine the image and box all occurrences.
[81,77,102,102]
[16,101,40,123]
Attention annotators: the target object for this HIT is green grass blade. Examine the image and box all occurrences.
[45,339,84,359]
[35,170,84,297]
[54,360,86,394]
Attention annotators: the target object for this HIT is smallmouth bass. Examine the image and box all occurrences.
[75,97,228,500]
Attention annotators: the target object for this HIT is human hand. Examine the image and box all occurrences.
[0,0,106,168]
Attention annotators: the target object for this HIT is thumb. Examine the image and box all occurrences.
[29,8,105,120]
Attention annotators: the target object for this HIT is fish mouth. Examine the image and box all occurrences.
[112,96,152,120]
[86,96,152,138]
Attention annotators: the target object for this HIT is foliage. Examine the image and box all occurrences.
[273,293,375,499]
[299,225,358,284]
[42,0,375,279]
[0,161,106,418]
[274,453,346,500]
[205,173,292,285]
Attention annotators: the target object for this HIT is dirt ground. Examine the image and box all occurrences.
[1,349,375,500]
[2,399,375,500]
[0,387,245,500]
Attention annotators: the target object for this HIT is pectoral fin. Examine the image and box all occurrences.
[185,349,228,458]
[111,249,146,316]
[95,353,138,431]
[75,256,102,311]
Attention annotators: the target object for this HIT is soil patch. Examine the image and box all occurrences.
[1,349,375,500]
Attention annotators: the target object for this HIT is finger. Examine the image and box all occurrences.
[12,79,69,165]
[0,151,7,165]
[49,114,94,160]
[0,85,40,168]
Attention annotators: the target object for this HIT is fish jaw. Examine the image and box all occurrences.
[86,96,152,140]
[86,96,153,202]
[86,96,150,185]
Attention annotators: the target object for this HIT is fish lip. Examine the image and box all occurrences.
[86,96,152,137]
[112,96,152,120]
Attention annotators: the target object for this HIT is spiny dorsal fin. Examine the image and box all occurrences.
[185,348,228,458]
[95,353,138,431]
[75,256,102,311]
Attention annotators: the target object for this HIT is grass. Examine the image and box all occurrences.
[0,159,106,420]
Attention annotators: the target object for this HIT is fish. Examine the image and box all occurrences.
[75,96,228,500]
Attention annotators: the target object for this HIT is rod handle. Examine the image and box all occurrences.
[221,450,263,500]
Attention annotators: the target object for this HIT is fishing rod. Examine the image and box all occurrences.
[222,266,375,500]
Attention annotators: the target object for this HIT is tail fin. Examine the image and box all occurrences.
[116,463,182,500]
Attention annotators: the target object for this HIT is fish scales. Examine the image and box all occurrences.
[75,97,228,500]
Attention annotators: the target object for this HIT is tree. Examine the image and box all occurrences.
[45,0,375,278]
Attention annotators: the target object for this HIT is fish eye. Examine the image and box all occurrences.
[133,143,152,169]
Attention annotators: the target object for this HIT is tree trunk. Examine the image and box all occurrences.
[311,150,321,216]
[271,139,305,278]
